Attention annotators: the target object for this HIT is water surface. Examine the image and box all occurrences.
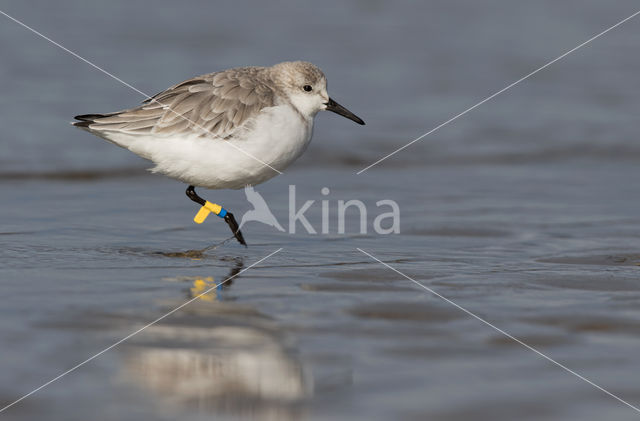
[2,1,640,420]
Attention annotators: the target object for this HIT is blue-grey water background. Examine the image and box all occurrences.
[2,1,640,420]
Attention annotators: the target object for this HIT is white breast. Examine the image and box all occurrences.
[126,105,314,189]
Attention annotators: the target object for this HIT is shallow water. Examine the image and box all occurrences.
[2,1,640,420]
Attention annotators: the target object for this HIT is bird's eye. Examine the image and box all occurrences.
[303,85,313,92]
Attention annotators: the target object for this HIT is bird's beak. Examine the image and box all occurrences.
[325,98,365,125]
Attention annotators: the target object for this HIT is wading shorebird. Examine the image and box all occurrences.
[73,61,364,246]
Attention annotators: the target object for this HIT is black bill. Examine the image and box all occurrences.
[325,98,365,125]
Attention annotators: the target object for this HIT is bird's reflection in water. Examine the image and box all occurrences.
[121,259,311,420]
[188,257,243,301]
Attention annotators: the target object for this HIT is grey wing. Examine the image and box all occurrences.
[73,68,276,139]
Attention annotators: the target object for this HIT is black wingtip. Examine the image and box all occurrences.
[72,113,116,128]
[72,114,100,128]
[74,113,105,122]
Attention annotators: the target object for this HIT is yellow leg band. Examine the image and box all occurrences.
[194,201,223,224]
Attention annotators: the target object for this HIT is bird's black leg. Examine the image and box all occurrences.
[186,185,205,206]
[186,185,247,247]
[223,212,246,246]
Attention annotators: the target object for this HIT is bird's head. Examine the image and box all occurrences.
[271,61,364,125]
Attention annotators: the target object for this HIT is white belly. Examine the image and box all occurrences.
[120,105,314,189]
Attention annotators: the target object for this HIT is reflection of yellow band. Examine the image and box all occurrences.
[190,277,217,301]
[194,201,223,224]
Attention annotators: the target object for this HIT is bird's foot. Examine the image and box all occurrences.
[224,212,247,247]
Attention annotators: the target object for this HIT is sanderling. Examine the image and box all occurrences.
[73,61,365,246]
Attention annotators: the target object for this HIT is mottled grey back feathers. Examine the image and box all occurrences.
[74,66,278,139]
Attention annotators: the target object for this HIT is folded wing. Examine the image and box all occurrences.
[73,67,276,140]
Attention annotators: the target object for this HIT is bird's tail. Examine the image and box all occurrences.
[71,112,120,129]
[71,111,142,150]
